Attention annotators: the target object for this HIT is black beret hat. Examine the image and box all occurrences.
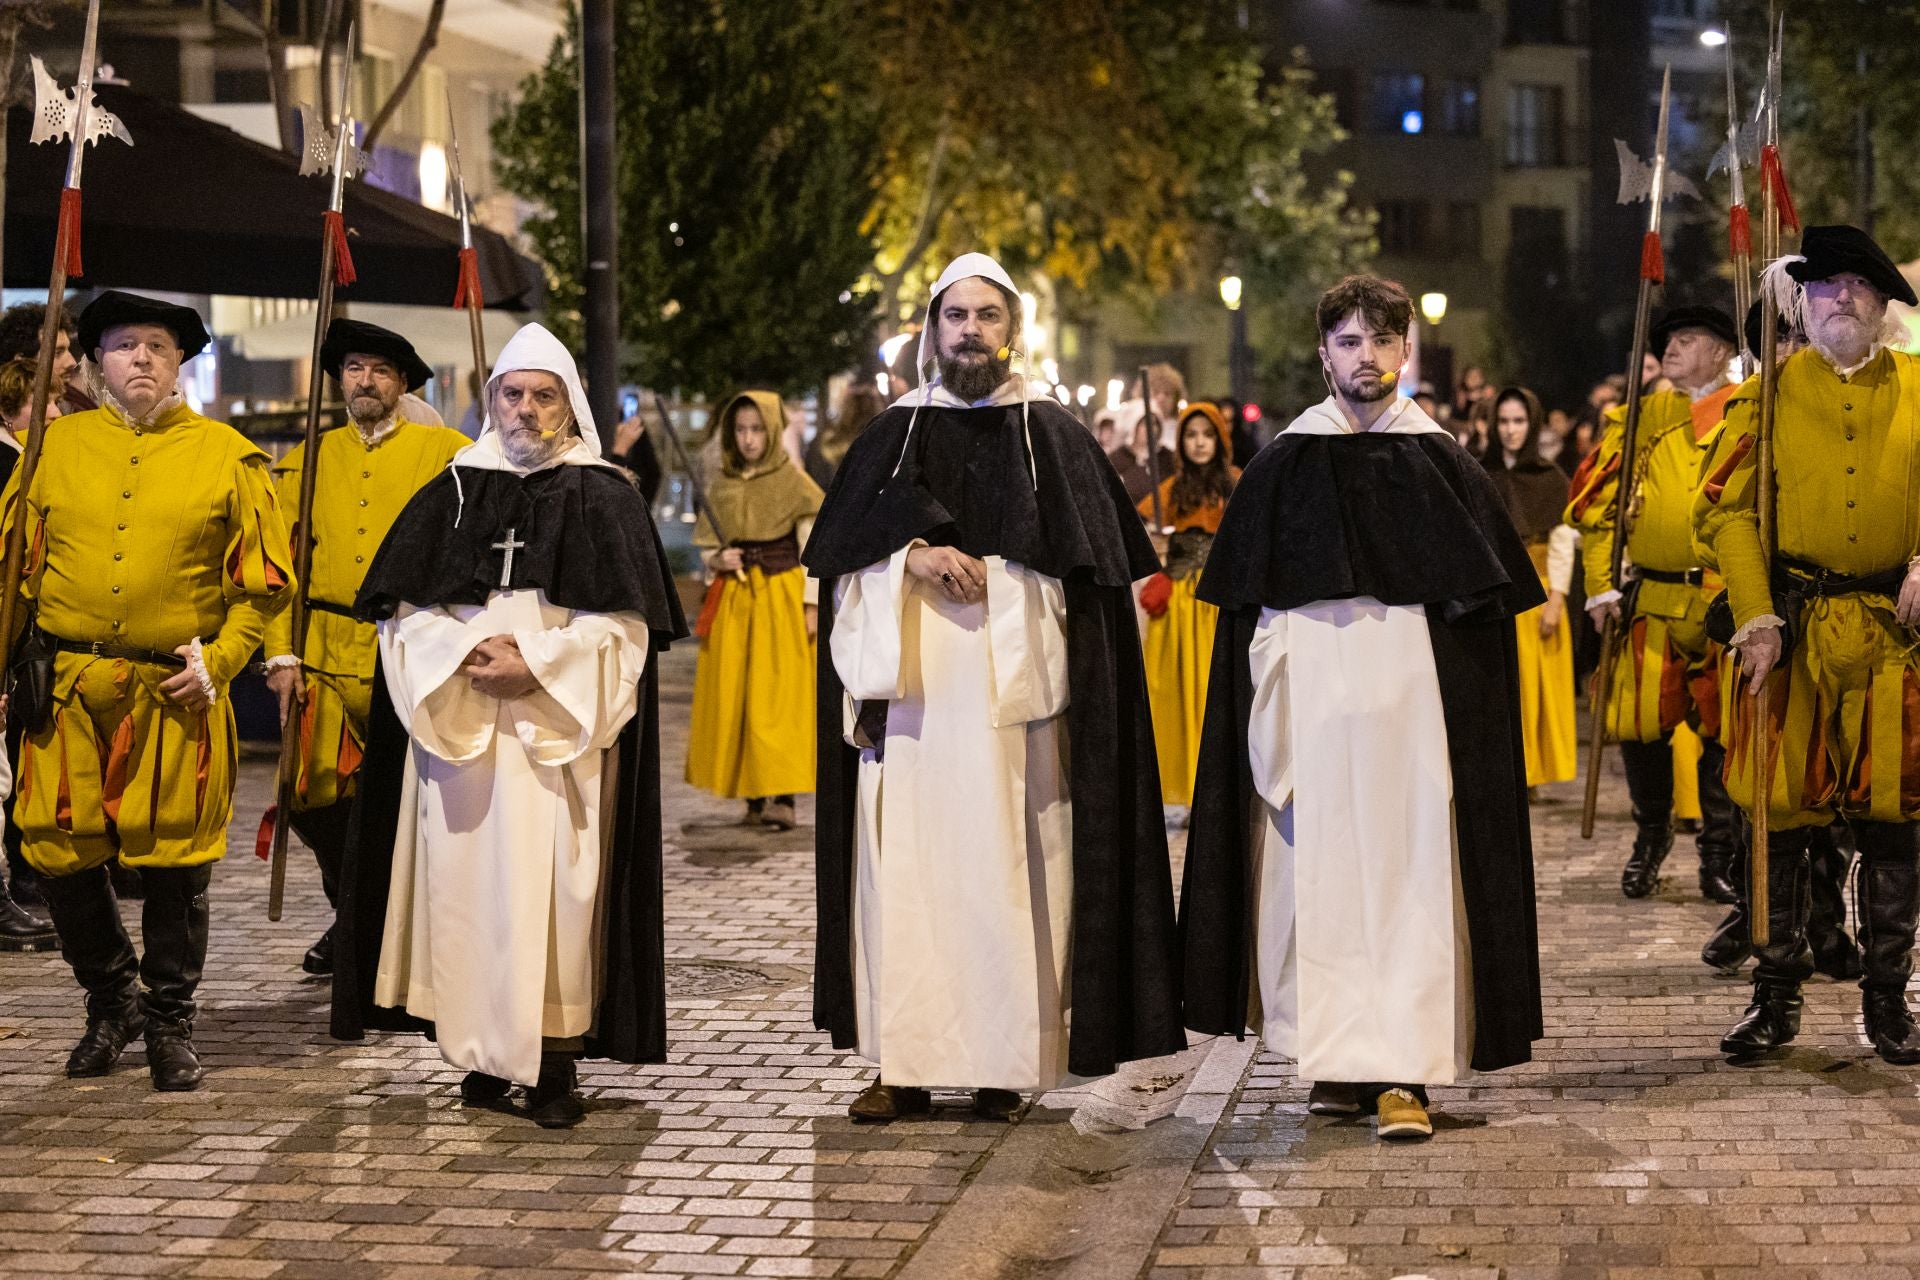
[1744,299,1799,363]
[1650,304,1738,358]
[76,290,212,361]
[320,318,434,392]
[1786,224,1918,307]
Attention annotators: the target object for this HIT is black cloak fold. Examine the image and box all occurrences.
[1181,428,1546,1073]
[331,461,688,1065]
[807,397,1187,1079]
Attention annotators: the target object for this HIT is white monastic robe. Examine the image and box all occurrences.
[832,469,1077,1091]
[1246,397,1476,1086]
[373,587,650,1086]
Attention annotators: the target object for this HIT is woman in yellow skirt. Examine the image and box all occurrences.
[1487,387,1578,790]
[687,390,825,829]
[1138,402,1238,812]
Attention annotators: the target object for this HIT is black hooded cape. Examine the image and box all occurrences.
[330,461,688,1065]
[805,397,1188,1078]
[1180,427,1546,1073]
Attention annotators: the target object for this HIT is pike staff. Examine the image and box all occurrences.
[0,0,133,682]
[1582,67,1678,840]
[267,35,366,922]
[1747,7,1799,947]
[447,94,489,393]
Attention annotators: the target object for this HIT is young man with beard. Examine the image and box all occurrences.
[1180,274,1544,1141]
[331,323,686,1127]
[262,320,469,976]
[805,252,1184,1123]
[1567,305,1744,906]
[1695,225,1920,1063]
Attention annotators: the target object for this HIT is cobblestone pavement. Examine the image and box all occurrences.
[0,647,1916,1278]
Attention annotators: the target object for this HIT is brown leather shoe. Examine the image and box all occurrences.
[762,800,797,831]
[1306,1081,1363,1116]
[847,1081,931,1123]
[972,1088,1024,1121]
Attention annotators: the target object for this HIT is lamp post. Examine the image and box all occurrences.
[1220,274,1251,407]
[1419,290,1449,401]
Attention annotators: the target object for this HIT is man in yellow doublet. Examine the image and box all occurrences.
[2,292,292,1092]
[263,320,467,975]
[1568,306,1740,903]
[1694,224,1920,1064]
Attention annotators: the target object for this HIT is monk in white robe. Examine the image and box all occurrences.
[1181,275,1543,1142]
[332,324,686,1128]
[806,253,1185,1124]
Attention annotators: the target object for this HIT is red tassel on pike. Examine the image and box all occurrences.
[324,209,358,286]
[255,805,277,860]
[1760,145,1801,233]
[1729,205,1752,258]
[57,186,84,277]
[1639,230,1664,284]
[453,245,484,310]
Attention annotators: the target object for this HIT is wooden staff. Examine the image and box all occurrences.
[1582,68,1677,839]
[1139,365,1166,534]
[0,0,125,681]
[1748,8,1797,947]
[446,94,489,394]
[268,38,361,922]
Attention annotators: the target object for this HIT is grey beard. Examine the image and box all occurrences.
[938,350,1010,403]
[349,397,396,428]
[501,424,571,469]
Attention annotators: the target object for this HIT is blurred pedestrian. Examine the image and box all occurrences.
[1137,402,1238,815]
[1485,386,1576,790]
[805,383,882,491]
[687,391,824,831]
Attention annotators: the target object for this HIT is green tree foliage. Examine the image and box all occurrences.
[494,1,1371,394]
[493,0,881,396]
[1721,0,1920,256]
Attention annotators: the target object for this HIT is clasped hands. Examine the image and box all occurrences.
[463,634,541,700]
[906,545,987,605]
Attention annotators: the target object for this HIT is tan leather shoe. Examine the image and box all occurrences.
[1375,1087,1433,1141]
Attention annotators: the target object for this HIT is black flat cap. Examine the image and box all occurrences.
[77,290,211,361]
[320,318,433,391]
[1787,224,1918,306]
[1651,304,1739,357]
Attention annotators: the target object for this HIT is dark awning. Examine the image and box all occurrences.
[4,83,545,309]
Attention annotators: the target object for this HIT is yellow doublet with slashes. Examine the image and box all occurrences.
[0,401,293,873]
[1694,347,1920,827]
[263,418,467,810]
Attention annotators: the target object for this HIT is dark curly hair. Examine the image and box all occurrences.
[0,303,74,366]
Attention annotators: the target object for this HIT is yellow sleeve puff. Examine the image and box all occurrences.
[1690,385,1771,629]
[203,451,295,685]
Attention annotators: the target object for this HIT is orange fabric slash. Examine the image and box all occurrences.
[101,712,134,828]
[1701,434,1755,505]
[1568,454,1621,521]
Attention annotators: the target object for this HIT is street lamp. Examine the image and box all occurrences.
[1220,275,1251,406]
[1699,28,1727,48]
[1419,292,1449,400]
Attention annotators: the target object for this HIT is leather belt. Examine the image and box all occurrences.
[1774,555,1908,601]
[1635,566,1704,586]
[736,533,802,575]
[306,598,356,619]
[50,636,191,668]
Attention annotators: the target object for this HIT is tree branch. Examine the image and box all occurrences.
[361,0,445,153]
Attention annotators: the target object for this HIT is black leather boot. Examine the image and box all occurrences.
[290,801,351,975]
[1702,813,1750,970]
[1695,738,1742,904]
[1853,822,1920,1065]
[528,1052,585,1129]
[39,865,144,1076]
[1721,831,1813,1057]
[1807,825,1863,981]
[137,865,212,1091]
[1619,740,1675,898]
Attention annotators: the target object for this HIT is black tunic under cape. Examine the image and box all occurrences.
[1181,427,1546,1073]
[805,398,1188,1079]
[330,462,688,1065]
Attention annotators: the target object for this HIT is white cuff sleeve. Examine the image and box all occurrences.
[187,638,219,706]
[1586,588,1623,610]
[1730,615,1786,648]
[263,654,301,672]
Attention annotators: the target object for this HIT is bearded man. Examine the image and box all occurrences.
[264,319,468,976]
[1695,224,1920,1064]
[805,252,1185,1123]
[331,323,685,1127]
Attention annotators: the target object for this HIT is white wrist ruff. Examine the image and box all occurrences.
[1730,615,1786,648]
[187,638,219,706]
[263,654,301,672]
